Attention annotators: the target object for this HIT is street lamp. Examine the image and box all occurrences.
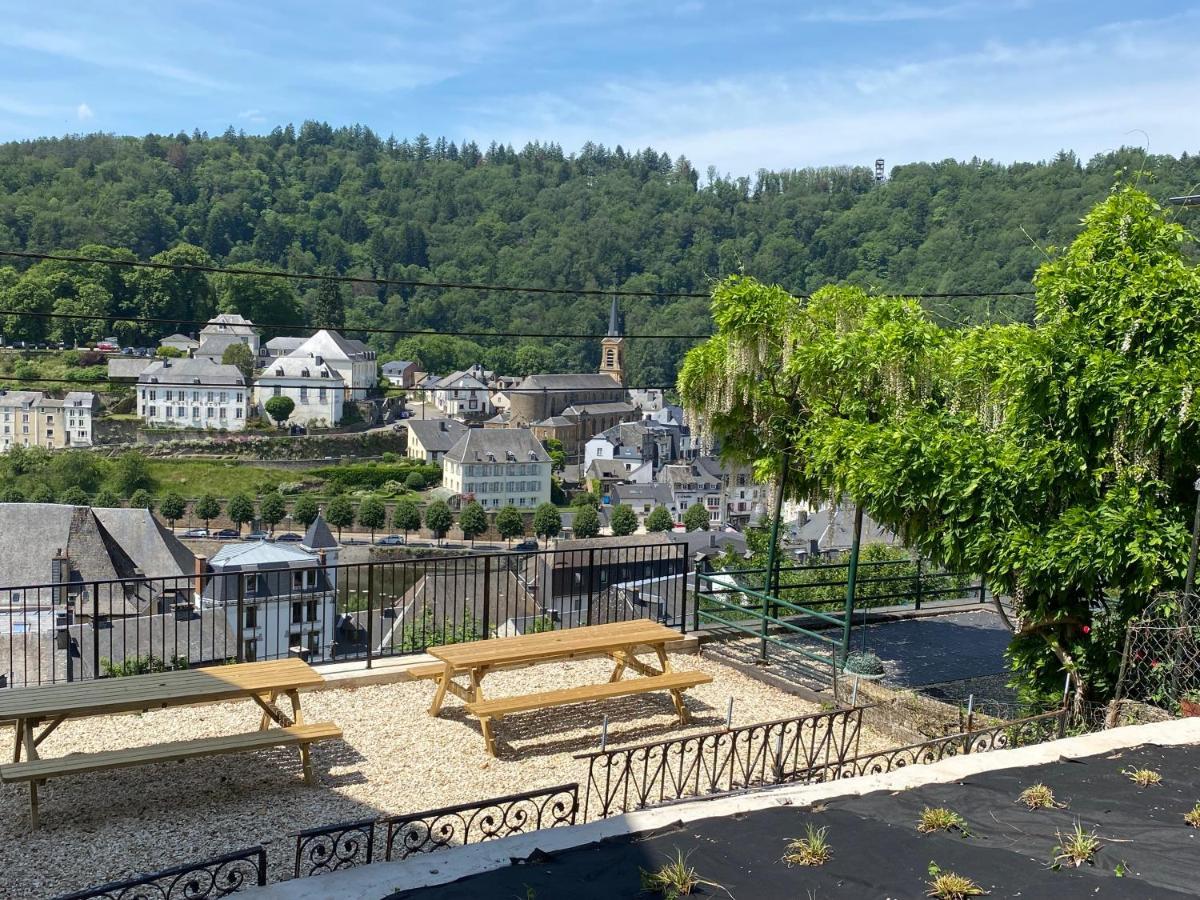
[1185,476,1200,598]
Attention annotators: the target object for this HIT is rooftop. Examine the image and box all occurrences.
[137,357,246,387]
[406,418,468,453]
[287,329,374,362]
[444,428,550,465]
[518,373,627,391]
[200,313,256,335]
[208,540,320,568]
[256,356,344,382]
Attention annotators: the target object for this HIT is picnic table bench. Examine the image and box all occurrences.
[0,658,341,828]
[423,620,711,756]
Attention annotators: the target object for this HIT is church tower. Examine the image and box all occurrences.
[599,296,625,384]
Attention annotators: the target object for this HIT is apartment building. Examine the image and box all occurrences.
[442,428,551,510]
[137,358,248,431]
[0,390,97,451]
[252,355,345,427]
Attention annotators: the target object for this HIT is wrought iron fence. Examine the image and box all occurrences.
[383,783,580,861]
[577,706,866,818]
[0,541,689,687]
[293,818,376,878]
[55,846,267,899]
[289,784,580,879]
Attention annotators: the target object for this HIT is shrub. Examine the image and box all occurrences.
[572,504,600,538]
[1016,784,1063,810]
[646,506,673,532]
[404,471,426,491]
[917,807,969,836]
[782,824,832,867]
[1051,821,1101,868]
[843,650,885,676]
[128,488,155,511]
[610,503,638,536]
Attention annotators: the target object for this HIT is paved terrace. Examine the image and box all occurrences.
[0,650,880,897]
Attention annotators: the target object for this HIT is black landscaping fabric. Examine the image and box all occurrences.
[391,743,1200,899]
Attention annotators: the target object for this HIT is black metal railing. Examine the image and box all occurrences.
[290,784,580,878]
[55,846,267,899]
[0,541,689,687]
[576,706,866,819]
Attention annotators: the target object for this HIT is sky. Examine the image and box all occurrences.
[0,1,1196,176]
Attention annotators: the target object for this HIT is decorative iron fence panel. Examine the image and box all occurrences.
[292,818,376,878]
[383,783,580,861]
[577,706,866,818]
[54,846,267,899]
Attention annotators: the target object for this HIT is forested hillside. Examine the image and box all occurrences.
[0,124,1196,384]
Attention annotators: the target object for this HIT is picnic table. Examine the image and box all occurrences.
[424,620,712,756]
[0,658,341,828]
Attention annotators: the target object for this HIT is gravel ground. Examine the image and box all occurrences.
[0,652,890,898]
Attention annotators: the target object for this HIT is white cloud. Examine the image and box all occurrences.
[238,108,266,124]
[76,102,93,121]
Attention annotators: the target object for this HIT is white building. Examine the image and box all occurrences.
[0,390,97,451]
[660,458,724,527]
[159,333,199,354]
[443,428,552,510]
[286,330,378,400]
[432,365,494,419]
[137,358,248,431]
[201,541,336,662]
[253,356,345,427]
[195,314,260,362]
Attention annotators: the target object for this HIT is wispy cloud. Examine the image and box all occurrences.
[75,102,93,121]
[798,0,1026,24]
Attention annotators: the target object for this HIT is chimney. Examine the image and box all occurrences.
[439,421,448,432]
[194,554,207,601]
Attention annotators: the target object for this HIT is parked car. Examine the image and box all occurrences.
[121,347,136,356]
[181,528,209,539]
[398,410,412,419]
[212,528,241,540]
[513,539,539,551]
[245,530,271,541]
[275,532,303,542]
[376,535,405,546]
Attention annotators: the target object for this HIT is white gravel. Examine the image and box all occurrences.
[0,652,890,897]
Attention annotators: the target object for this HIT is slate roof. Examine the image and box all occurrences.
[382,360,416,374]
[200,313,256,335]
[610,482,673,506]
[160,333,199,347]
[137,357,246,387]
[288,329,374,361]
[255,356,343,382]
[793,503,898,551]
[586,459,631,480]
[209,541,320,567]
[303,514,338,551]
[517,373,628,391]
[265,336,307,353]
[406,418,468,454]
[107,358,154,380]
[444,428,550,464]
[91,508,196,581]
[561,401,637,416]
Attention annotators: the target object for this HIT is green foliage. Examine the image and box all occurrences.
[544,438,566,472]
[27,483,55,503]
[397,609,480,652]
[0,485,24,503]
[682,504,710,532]
[58,487,90,506]
[393,499,422,536]
[93,488,121,508]
[194,493,222,526]
[458,500,488,545]
[264,395,295,426]
[259,491,287,528]
[646,506,674,533]
[128,488,155,511]
[313,268,347,330]
[533,503,562,541]
[159,490,186,524]
[572,504,601,538]
[680,188,1200,705]
[424,500,453,541]
[571,490,600,509]
[358,494,387,537]
[226,492,255,528]
[101,654,189,677]
[114,450,153,496]
[292,494,320,528]
[496,505,525,543]
[404,471,426,491]
[325,495,356,536]
[221,343,256,382]
[610,503,638,536]
[312,462,440,491]
[156,345,184,358]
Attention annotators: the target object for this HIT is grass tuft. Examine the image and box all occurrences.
[917,807,970,836]
[1184,803,1200,828]
[783,824,832,867]
[640,850,725,898]
[1017,783,1064,810]
[926,862,987,898]
[1124,767,1162,788]
[1051,821,1101,868]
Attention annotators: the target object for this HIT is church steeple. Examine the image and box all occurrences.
[599,297,625,384]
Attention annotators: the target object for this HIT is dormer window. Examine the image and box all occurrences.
[275,368,283,376]
[301,368,310,378]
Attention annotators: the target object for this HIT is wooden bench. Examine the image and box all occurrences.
[1,722,342,828]
[466,671,712,720]
[402,662,447,681]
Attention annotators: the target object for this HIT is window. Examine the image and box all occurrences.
[219,392,228,403]
[299,387,308,402]
[306,599,318,622]
[318,387,326,402]
[207,392,215,402]
[148,407,156,417]
[244,605,258,628]
[177,406,185,418]
[292,570,307,590]
[192,406,200,418]
[306,631,321,656]
[291,601,303,624]
[206,407,214,418]
[165,390,173,402]
[273,386,281,397]
[243,640,258,662]
[235,408,242,419]
[219,408,227,419]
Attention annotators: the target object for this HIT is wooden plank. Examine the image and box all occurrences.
[0,659,324,722]
[430,621,683,668]
[466,670,712,718]
[0,722,342,782]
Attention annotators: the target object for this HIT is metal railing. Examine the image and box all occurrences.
[291,784,580,878]
[0,541,689,687]
[55,846,267,899]
[576,706,866,819]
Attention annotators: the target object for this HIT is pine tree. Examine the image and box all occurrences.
[313,268,346,330]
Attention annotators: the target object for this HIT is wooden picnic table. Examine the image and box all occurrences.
[0,658,341,827]
[426,620,712,756]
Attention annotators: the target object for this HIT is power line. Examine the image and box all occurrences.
[0,374,679,393]
[0,248,1037,301]
[0,308,712,341]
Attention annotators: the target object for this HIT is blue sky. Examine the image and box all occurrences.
[0,1,1195,175]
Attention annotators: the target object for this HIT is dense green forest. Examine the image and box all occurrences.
[0,124,1197,384]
